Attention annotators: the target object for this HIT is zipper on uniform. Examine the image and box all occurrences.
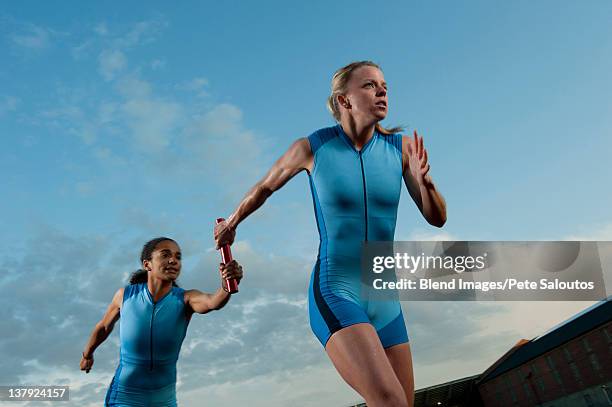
[150,302,156,371]
[359,151,368,241]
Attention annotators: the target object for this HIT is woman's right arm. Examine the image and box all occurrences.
[80,288,123,373]
[215,137,313,248]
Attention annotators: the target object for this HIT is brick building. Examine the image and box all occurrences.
[478,300,612,407]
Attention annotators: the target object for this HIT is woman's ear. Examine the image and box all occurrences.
[337,94,351,109]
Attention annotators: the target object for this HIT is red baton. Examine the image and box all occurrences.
[216,218,239,294]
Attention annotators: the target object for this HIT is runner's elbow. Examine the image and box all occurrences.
[255,182,274,199]
[428,213,446,228]
[211,300,228,311]
[96,320,114,335]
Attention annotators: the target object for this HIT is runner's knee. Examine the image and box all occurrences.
[369,385,408,407]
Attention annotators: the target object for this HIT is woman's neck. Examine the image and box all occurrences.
[340,116,376,150]
[147,277,172,302]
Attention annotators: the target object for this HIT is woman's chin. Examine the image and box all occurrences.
[372,109,387,121]
[374,112,387,122]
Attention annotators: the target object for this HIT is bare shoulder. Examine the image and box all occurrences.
[289,137,313,158]
[263,137,314,189]
[112,288,124,309]
[285,137,313,172]
[294,137,312,149]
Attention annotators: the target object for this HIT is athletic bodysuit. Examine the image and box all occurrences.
[105,283,189,407]
[307,124,409,348]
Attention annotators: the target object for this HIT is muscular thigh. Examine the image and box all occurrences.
[325,323,403,398]
[385,343,415,406]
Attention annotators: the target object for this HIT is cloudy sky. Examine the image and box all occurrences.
[2,1,612,406]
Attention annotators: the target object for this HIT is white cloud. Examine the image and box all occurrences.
[400,229,457,241]
[477,301,596,340]
[94,22,108,36]
[73,123,97,144]
[41,105,82,119]
[93,147,127,168]
[117,77,182,153]
[190,103,242,135]
[179,365,358,407]
[565,223,612,240]
[181,103,266,192]
[0,96,19,115]
[75,181,95,196]
[117,206,173,234]
[122,98,180,151]
[40,105,99,145]
[117,75,151,98]
[186,78,209,90]
[72,39,94,60]
[10,23,52,49]
[23,18,267,202]
[564,225,612,295]
[151,59,166,70]
[72,19,167,64]
[115,19,168,48]
[97,102,117,124]
[98,49,127,81]
[177,77,210,97]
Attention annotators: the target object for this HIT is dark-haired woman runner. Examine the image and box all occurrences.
[80,237,243,407]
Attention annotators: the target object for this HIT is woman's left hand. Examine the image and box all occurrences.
[407,130,433,187]
[220,260,243,287]
[80,353,94,373]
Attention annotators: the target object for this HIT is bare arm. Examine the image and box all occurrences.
[402,132,447,227]
[215,138,313,247]
[185,288,230,314]
[80,288,123,373]
[184,260,243,314]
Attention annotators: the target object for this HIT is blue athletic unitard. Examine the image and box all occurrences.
[307,125,409,348]
[105,283,189,407]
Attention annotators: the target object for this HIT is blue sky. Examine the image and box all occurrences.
[2,1,612,406]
